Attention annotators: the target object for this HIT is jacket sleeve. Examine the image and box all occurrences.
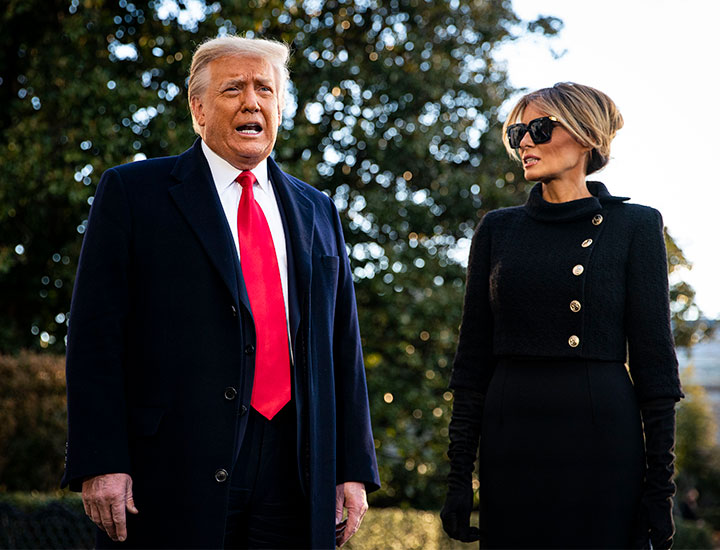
[624,207,683,403]
[450,214,496,394]
[328,200,381,492]
[61,168,132,491]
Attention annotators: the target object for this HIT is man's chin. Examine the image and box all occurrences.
[229,146,272,171]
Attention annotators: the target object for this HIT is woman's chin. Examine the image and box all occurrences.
[523,169,543,183]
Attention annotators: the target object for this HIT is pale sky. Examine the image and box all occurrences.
[495,0,720,319]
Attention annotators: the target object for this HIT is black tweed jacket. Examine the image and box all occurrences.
[450,181,683,403]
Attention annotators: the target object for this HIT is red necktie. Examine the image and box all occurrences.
[236,171,290,419]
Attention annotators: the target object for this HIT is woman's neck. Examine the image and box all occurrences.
[541,177,592,204]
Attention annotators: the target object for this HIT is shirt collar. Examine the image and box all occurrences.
[201,139,270,194]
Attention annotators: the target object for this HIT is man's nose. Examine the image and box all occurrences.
[240,88,260,112]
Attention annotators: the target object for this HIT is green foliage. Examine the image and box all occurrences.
[345,507,476,550]
[675,366,720,533]
[0,353,67,491]
[665,229,716,348]
[0,490,84,513]
[676,374,718,476]
[673,518,715,550]
[0,0,206,352]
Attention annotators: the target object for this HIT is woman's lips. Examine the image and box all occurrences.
[523,155,539,167]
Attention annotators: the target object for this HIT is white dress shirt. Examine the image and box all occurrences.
[201,140,290,331]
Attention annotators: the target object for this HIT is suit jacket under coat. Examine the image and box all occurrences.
[62,139,380,549]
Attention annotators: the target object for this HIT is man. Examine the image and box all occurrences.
[62,35,380,549]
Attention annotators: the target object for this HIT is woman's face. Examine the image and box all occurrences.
[518,103,590,185]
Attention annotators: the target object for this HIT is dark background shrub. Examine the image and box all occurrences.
[0,352,67,492]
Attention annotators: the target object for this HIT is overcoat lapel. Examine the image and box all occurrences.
[267,156,314,343]
[168,140,251,315]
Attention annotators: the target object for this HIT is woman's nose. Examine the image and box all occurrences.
[519,129,534,149]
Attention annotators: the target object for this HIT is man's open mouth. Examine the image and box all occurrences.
[236,123,262,135]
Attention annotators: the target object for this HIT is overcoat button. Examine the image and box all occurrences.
[239,405,248,416]
[581,239,593,248]
[230,305,238,317]
[592,214,604,225]
[245,344,255,355]
[214,469,228,482]
[570,300,582,313]
[224,387,237,400]
[568,335,580,348]
[572,264,584,276]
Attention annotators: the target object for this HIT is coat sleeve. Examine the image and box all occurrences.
[328,201,381,492]
[450,214,496,394]
[61,168,132,490]
[625,207,683,403]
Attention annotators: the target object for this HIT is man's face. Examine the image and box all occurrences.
[191,55,280,170]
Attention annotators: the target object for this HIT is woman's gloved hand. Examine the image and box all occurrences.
[633,398,678,550]
[441,484,479,542]
[441,387,484,543]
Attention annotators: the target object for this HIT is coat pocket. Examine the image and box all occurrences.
[128,406,166,437]
[321,254,339,271]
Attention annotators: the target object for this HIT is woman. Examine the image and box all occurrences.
[440,83,682,549]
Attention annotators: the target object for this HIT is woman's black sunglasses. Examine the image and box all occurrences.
[506,116,558,149]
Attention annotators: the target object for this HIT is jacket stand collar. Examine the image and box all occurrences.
[524,181,630,222]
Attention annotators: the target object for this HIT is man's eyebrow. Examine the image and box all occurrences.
[218,75,274,89]
[255,76,275,89]
[219,77,246,88]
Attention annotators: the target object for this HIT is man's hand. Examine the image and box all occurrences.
[335,482,367,547]
[82,473,138,542]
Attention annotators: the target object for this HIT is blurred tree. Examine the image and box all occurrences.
[0,0,708,509]
[675,368,720,531]
[665,229,715,348]
[0,0,201,350]
[676,374,718,478]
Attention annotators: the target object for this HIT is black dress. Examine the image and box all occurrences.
[480,358,645,547]
[450,182,683,548]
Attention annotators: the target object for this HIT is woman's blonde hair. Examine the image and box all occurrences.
[502,82,624,175]
[187,35,291,134]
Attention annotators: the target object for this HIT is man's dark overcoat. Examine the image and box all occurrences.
[62,139,380,549]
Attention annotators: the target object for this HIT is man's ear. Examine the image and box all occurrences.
[190,95,205,127]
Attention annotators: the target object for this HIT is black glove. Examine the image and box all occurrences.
[441,387,484,543]
[633,398,678,550]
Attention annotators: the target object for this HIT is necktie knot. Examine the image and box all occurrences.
[236,170,256,190]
